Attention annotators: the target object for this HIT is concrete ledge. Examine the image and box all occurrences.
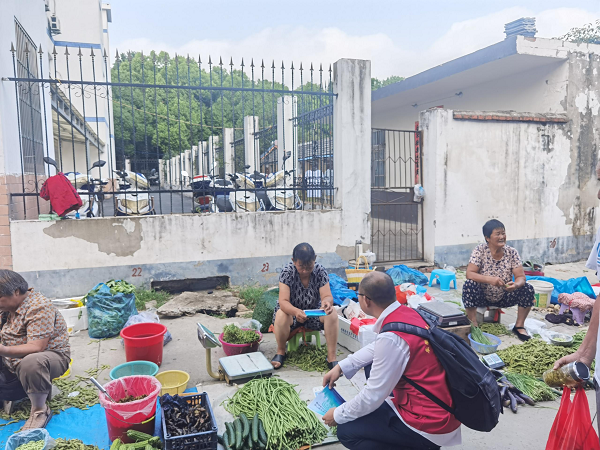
[20,252,348,298]
[434,234,594,267]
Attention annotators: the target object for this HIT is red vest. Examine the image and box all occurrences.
[382,306,461,435]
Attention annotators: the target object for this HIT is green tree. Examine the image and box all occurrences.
[560,19,600,44]
[371,75,405,91]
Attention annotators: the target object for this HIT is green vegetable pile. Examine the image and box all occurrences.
[286,344,329,372]
[470,324,493,345]
[504,372,559,402]
[55,439,101,450]
[222,324,261,345]
[252,289,279,333]
[0,365,109,421]
[497,339,572,377]
[15,440,44,450]
[223,377,327,450]
[479,323,510,336]
[109,430,162,450]
[219,413,267,450]
[106,280,136,294]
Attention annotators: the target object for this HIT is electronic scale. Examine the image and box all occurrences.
[417,302,470,328]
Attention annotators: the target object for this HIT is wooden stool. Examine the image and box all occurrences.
[287,327,322,352]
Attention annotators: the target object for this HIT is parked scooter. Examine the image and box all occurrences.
[45,157,107,218]
[223,166,265,212]
[191,172,234,213]
[114,170,155,216]
[264,168,303,210]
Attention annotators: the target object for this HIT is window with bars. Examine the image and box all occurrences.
[14,19,44,175]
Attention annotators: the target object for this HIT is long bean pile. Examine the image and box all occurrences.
[54,439,101,450]
[286,345,329,372]
[504,372,559,402]
[497,339,572,377]
[470,324,492,345]
[222,324,260,345]
[223,377,327,450]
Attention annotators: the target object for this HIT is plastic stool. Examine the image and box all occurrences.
[428,269,457,291]
[287,327,322,352]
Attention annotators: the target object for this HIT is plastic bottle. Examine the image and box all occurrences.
[542,361,590,388]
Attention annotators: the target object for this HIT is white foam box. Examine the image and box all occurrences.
[338,316,362,353]
[53,297,88,334]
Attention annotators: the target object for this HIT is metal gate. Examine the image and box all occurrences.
[371,128,423,262]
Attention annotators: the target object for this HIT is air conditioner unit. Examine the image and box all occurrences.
[49,14,61,35]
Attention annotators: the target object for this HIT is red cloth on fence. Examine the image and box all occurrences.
[40,173,82,216]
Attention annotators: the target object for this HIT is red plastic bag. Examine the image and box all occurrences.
[350,317,377,335]
[546,386,600,450]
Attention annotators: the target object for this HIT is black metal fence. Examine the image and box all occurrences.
[7,44,336,219]
[371,128,423,262]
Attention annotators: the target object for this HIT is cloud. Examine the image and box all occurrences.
[113,7,597,79]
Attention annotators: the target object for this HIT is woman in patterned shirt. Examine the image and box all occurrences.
[271,243,339,369]
[0,270,70,429]
[463,220,535,341]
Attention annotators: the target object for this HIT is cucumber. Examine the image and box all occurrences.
[222,431,232,450]
[245,433,252,450]
[240,413,250,439]
[258,419,267,445]
[251,413,259,444]
[234,418,243,450]
[225,422,235,449]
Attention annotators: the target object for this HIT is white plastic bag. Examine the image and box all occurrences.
[343,300,371,320]
[358,324,377,347]
[413,184,425,203]
[6,429,55,450]
[407,295,428,309]
[241,318,262,331]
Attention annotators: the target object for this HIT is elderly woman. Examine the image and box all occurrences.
[463,220,535,341]
[0,270,70,429]
[271,243,338,370]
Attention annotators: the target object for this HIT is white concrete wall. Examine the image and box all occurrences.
[421,108,598,266]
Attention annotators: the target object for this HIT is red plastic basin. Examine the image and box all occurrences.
[218,329,262,356]
[121,322,167,366]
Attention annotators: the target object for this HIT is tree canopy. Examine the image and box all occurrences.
[560,19,600,44]
[371,75,405,91]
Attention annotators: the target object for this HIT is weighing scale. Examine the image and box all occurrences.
[417,302,470,328]
[197,323,274,385]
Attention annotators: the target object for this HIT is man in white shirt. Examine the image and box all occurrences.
[322,272,461,449]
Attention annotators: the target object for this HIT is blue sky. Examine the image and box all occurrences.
[108,0,599,78]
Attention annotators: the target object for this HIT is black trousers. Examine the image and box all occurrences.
[337,402,440,450]
[337,364,440,450]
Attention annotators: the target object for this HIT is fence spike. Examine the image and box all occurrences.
[250,58,254,68]
[78,47,83,57]
[261,59,265,69]
[115,49,119,60]
[290,61,294,70]
[219,56,223,66]
[230,57,234,66]
[240,57,244,68]
[64,47,69,56]
[90,47,95,57]
[24,42,30,54]
[198,55,202,64]
[319,63,323,72]
[103,48,107,58]
[10,42,15,53]
[329,64,332,73]
[52,45,58,56]
[208,55,212,65]
[300,62,303,71]
[310,63,314,71]
[38,45,43,55]
[127,51,133,61]
[140,50,144,58]
[271,60,275,69]
[281,61,285,70]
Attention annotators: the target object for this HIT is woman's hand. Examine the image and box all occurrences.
[554,350,593,370]
[504,281,518,292]
[296,309,308,323]
[322,301,334,315]
[488,277,506,288]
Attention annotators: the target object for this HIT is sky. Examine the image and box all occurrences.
[108,0,600,79]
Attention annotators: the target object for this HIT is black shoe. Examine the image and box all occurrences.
[512,326,531,342]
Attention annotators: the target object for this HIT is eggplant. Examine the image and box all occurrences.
[518,393,536,406]
[506,390,518,414]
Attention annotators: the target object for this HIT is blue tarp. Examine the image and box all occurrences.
[0,388,198,449]
[386,265,429,286]
[526,276,596,305]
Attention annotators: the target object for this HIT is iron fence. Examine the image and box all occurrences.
[7,44,336,219]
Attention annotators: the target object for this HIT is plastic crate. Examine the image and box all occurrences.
[162,392,218,450]
[338,316,361,353]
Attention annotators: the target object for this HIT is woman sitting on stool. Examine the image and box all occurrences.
[463,219,535,341]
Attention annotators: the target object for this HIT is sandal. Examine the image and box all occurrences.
[271,354,286,370]
[512,326,531,342]
[21,405,52,430]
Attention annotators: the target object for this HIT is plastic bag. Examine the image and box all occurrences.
[413,184,425,202]
[241,318,262,331]
[359,324,377,347]
[99,375,161,421]
[407,294,429,309]
[122,310,172,346]
[546,386,600,450]
[6,429,55,450]
[527,276,595,305]
[329,273,358,305]
[386,265,429,286]
[86,282,137,339]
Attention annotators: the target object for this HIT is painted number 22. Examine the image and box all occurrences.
[261,263,270,272]
[132,267,142,277]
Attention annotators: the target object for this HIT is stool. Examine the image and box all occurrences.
[287,327,322,352]
[476,307,502,324]
[428,269,457,291]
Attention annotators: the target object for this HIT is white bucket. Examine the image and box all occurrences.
[528,280,554,308]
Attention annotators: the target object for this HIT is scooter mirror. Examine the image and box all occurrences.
[283,151,291,162]
[44,156,58,168]
[181,170,189,178]
[244,165,251,170]
[91,160,106,169]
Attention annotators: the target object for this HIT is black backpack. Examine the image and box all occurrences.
[381,310,501,432]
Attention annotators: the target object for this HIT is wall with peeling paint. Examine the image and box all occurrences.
[421,107,599,267]
[11,210,348,296]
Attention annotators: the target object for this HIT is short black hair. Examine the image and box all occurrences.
[0,270,28,298]
[292,243,316,264]
[483,219,505,239]
[360,272,396,307]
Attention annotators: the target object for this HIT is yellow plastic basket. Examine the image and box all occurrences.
[155,370,190,396]
[55,359,73,380]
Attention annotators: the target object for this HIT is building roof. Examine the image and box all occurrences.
[372,36,600,117]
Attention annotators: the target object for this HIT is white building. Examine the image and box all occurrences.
[0,0,114,268]
[372,19,600,267]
